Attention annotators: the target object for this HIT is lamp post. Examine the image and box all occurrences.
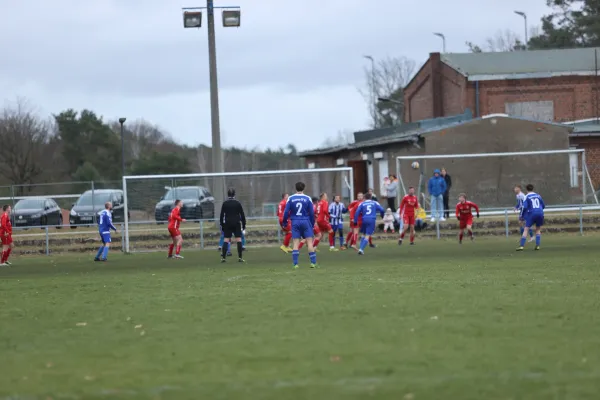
[433,32,446,53]
[119,117,126,179]
[182,1,240,205]
[514,11,528,49]
[363,55,376,126]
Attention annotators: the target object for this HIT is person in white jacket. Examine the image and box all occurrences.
[383,208,395,233]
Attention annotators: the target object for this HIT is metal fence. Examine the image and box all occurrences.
[8,205,600,256]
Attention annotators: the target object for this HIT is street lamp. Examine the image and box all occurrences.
[514,11,528,49]
[118,117,126,179]
[363,55,376,125]
[182,1,240,206]
[433,32,446,53]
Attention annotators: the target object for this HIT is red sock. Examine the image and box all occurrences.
[352,233,358,246]
[299,242,305,249]
[168,244,174,256]
[368,237,373,245]
[176,244,181,255]
[313,239,320,248]
[410,234,414,243]
[346,231,353,245]
[468,230,473,237]
[0,251,5,263]
[328,232,335,247]
[459,233,463,241]
[5,248,10,260]
[283,232,292,247]
[400,232,405,239]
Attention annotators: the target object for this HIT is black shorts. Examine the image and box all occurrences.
[222,224,242,239]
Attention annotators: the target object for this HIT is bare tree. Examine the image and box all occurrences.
[0,99,50,190]
[321,129,355,148]
[120,119,172,160]
[466,29,527,52]
[359,56,416,128]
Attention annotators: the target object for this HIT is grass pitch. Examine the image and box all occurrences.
[1,236,600,399]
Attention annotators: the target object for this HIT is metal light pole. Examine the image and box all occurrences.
[182,2,240,208]
[363,55,376,126]
[433,32,446,53]
[514,11,528,49]
[119,117,126,179]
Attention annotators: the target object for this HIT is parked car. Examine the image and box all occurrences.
[11,197,63,229]
[70,189,126,228]
[154,186,215,222]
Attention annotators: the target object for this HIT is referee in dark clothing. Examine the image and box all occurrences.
[219,187,247,263]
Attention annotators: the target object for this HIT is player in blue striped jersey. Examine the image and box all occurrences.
[514,185,533,241]
[517,184,545,251]
[94,202,117,261]
[282,182,318,269]
[328,195,348,249]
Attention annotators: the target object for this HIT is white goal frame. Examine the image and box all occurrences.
[121,167,353,253]
[396,148,598,205]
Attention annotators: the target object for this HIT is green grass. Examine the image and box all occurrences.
[1,236,600,399]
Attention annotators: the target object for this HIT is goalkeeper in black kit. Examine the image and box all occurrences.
[219,187,247,263]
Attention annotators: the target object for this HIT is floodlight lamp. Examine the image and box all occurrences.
[119,117,126,124]
[183,11,202,28]
[222,10,241,27]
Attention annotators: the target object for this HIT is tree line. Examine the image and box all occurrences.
[0,99,302,193]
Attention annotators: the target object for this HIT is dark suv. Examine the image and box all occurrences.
[154,186,215,222]
[70,189,126,228]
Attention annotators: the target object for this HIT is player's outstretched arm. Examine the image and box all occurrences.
[219,202,226,228]
[455,204,460,220]
[238,202,247,230]
[308,202,315,227]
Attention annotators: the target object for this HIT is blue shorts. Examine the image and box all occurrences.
[525,214,544,228]
[361,220,376,236]
[332,223,343,231]
[292,220,313,240]
[100,232,111,244]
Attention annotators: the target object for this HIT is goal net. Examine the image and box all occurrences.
[396,149,598,211]
[122,167,353,253]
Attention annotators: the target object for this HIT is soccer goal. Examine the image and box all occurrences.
[121,167,353,253]
[396,149,599,211]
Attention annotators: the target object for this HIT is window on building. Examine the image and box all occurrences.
[569,148,579,188]
[505,101,554,122]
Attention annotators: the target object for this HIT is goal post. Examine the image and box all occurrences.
[121,167,353,253]
[396,149,598,213]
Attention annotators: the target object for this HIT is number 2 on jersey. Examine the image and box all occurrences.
[295,202,303,216]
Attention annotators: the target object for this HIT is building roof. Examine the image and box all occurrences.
[299,115,574,157]
[441,47,600,81]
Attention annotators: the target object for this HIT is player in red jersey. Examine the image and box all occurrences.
[398,187,419,246]
[316,192,338,252]
[1,205,14,266]
[167,200,186,259]
[346,192,364,249]
[278,193,293,253]
[455,193,479,243]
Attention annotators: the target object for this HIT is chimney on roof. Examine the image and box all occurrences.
[430,52,443,118]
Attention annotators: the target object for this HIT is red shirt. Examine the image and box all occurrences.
[168,207,182,230]
[0,212,11,235]
[400,195,419,217]
[456,201,479,218]
[348,200,363,223]
[316,199,330,223]
[278,198,287,223]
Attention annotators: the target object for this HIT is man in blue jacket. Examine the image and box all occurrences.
[427,169,447,222]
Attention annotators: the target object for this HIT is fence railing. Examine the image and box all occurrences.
[7,205,600,256]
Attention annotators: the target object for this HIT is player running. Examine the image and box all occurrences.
[282,182,318,269]
[456,194,479,244]
[328,195,347,249]
[514,185,534,242]
[316,193,338,252]
[398,186,419,246]
[278,193,293,253]
[94,202,118,262]
[517,184,545,251]
[353,193,384,255]
[346,193,364,249]
[0,205,14,266]
[167,200,186,259]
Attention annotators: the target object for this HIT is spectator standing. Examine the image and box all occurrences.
[368,188,378,202]
[441,168,452,219]
[385,175,398,212]
[427,169,447,222]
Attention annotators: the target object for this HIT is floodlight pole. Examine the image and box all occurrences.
[433,32,446,53]
[119,118,126,179]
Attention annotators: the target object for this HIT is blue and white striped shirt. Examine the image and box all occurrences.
[328,202,347,226]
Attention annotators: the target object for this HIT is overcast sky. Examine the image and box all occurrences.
[0,0,549,151]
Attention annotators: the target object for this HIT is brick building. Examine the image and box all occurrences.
[300,115,587,208]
